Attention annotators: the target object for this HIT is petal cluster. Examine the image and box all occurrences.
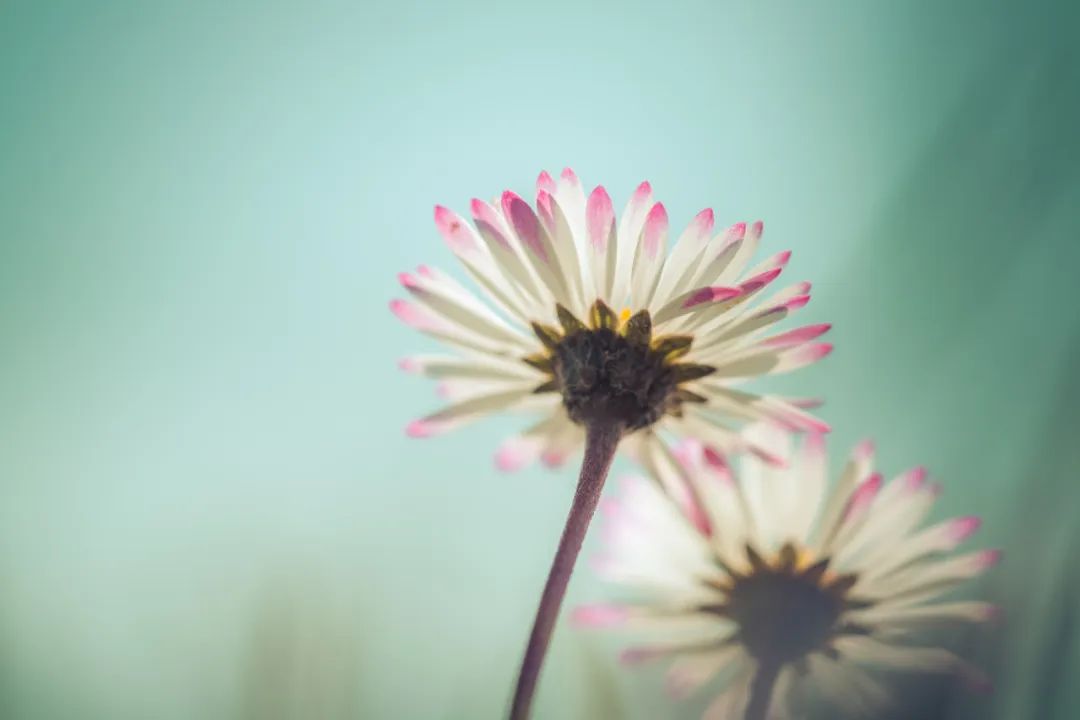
[578,432,998,718]
[394,169,831,468]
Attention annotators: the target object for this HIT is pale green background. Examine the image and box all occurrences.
[1,1,1078,718]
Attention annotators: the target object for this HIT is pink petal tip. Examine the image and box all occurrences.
[693,208,715,235]
[853,439,876,462]
[904,466,929,491]
[536,170,556,193]
[405,419,436,438]
[948,516,982,543]
[540,450,568,468]
[782,295,811,311]
[571,605,629,628]
[494,439,532,472]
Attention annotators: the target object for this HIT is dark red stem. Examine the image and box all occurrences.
[744,660,780,720]
[508,422,622,720]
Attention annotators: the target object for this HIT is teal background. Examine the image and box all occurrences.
[1,1,1078,718]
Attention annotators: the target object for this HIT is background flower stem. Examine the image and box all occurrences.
[744,661,780,720]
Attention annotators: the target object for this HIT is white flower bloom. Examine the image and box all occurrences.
[576,433,998,719]
[393,169,831,479]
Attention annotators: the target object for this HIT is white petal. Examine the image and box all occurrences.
[585,185,618,303]
[610,181,655,306]
[665,646,742,699]
[650,208,715,310]
[434,205,535,322]
[501,190,574,309]
[470,197,551,316]
[702,663,754,720]
[833,637,970,675]
[406,385,537,437]
[629,202,669,310]
[536,188,587,316]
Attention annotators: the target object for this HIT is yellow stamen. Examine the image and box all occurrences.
[793,546,816,571]
[618,307,632,326]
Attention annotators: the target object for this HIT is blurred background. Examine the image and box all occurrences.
[1,0,1078,718]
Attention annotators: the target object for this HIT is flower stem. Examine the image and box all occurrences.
[744,660,780,720]
[508,422,623,720]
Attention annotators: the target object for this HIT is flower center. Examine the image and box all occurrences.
[526,301,716,432]
[702,543,867,665]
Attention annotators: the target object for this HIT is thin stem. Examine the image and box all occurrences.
[744,661,781,720]
[508,422,623,720]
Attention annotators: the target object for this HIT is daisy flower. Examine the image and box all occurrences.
[391,169,832,719]
[394,168,830,475]
[576,433,999,720]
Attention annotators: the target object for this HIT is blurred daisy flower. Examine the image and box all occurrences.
[392,170,832,718]
[576,434,999,720]
[394,168,830,475]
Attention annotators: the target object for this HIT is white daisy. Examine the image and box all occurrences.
[576,433,999,720]
[394,168,831,479]
[392,169,834,719]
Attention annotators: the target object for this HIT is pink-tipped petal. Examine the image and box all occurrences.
[536,170,556,194]
[535,189,556,230]
[729,221,747,241]
[470,198,512,250]
[389,299,440,331]
[682,286,740,309]
[845,473,883,519]
[750,220,764,239]
[852,439,876,463]
[397,357,420,374]
[691,208,715,238]
[571,605,629,628]
[398,271,420,290]
[433,205,477,253]
[781,294,811,312]
[793,415,831,433]
[974,549,1003,570]
[902,466,929,491]
[671,437,704,473]
[586,186,615,251]
[761,323,833,348]
[405,419,439,438]
[793,342,833,364]
[804,431,827,457]
[502,191,548,262]
[741,266,783,291]
[947,516,982,544]
[642,202,668,259]
[632,180,652,204]
[540,449,569,468]
[494,437,537,472]
[560,167,580,186]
